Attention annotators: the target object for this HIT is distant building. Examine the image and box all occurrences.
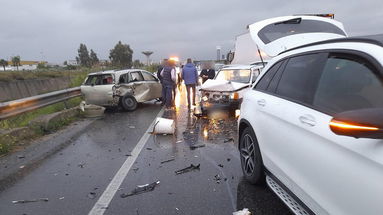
[2,60,47,71]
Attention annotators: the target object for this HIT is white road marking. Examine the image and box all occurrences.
[88,107,164,215]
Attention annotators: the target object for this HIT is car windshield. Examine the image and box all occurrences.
[84,74,114,85]
[215,69,251,83]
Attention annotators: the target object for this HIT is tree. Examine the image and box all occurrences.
[77,43,91,67]
[0,59,8,71]
[90,49,99,66]
[12,56,21,70]
[109,41,133,68]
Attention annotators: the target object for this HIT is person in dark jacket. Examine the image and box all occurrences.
[200,62,215,83]
[181,58,198,109]
[160,60,176,108]
[157,59,167,105]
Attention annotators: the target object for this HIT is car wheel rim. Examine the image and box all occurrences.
[240,134,256,175]
[124,98,134,107]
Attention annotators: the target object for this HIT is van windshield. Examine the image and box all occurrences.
[84,74,114,85]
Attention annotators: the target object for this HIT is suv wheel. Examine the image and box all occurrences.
[240,127,265,185]
[121,95,138,111]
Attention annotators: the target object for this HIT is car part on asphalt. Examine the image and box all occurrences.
[87,192,97,199]
[232,208,251,215]
[12,198,49,204]
[152,117,175,134]
[190,144,205,150]
[80,101,105,118]
[160,158,175,164]
[120,181,160,198]
[175,164,200,175]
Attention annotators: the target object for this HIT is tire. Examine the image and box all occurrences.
[239,126,265,185]
[121,95,138,111]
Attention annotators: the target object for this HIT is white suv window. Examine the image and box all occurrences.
[141,71,157,81]
[313,54,383,114]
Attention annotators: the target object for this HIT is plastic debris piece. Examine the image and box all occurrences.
[12,198,48,204]
[190,144,206,150]
[87,192,97,199]
[176,140,183,143]
[214,174,221,184]
[78,163,85,168]
[17,155,25,159]
[120,181,160,198]
[233,208,251,215]
[227,158,231,162]
[160,158,175,164]
[129,126,136,129]
[176,207,179,211]
[133,168,139,173]
[59,197,65,200]
[19,165,25,169]
[224,137,234,143]
[146,147,152,150]
[175,164,200,175]
[125,153,132,157]
[218,164,224,168]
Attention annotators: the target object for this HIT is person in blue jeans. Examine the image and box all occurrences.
[160,60,177,109]
[181,58,198,109]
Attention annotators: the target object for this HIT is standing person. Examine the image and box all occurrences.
[160,59,177,109]
[181,58,198,109]
[157,59,167,105]
[200,62,215,83]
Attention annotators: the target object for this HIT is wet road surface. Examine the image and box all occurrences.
[0,86,291,215]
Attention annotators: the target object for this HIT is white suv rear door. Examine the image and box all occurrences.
[248,16,347,57]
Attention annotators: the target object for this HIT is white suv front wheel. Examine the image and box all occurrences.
[239,127,265,185]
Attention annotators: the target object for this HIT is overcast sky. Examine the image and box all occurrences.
[0,0,382,64]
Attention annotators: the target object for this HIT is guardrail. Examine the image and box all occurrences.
[0,87,81,120]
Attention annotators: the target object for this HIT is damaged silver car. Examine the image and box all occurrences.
[81,69,162,111]
[198,64,264,115]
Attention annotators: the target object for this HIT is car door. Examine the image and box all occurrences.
[250,53,329,214]
[81,73,115,106]
[125,71,150,102]
[248,15,347,57]
[141,70,162,100]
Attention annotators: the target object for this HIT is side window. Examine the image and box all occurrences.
[255,61,283,91]
[275,53,325,104]
[142,71,157,81]
[313,54,383,114]
[130,71,144,82]
[119,74,128,84]
[85,74,113,85]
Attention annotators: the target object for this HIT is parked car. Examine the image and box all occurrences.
[198,64,264,115]
[239,15,383,215]
[81,69,162,111]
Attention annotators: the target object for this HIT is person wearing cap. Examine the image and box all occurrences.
[160,59,177,108]
[181,58,198,109]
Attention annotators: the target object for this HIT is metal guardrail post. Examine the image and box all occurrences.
[0,87,82,120]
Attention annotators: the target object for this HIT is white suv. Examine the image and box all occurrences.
[239,16,383,215]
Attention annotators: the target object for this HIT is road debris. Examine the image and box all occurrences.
[129,126,136,129]
[87,192,97,199]
[133,168,139,173]
[125,153,132,157]
[224,137,234,143]
[146,147,152,150]
[19,165,25,169]
[12,198,49,204]
[227,158,231,162]
[17,155,25,159]
[190,144,205,150]
[59,197,65,200]
[218,164,224,168]
[120,181,160,198]
[78,163,85,168]
[214,174,221,184]
[175,164,200,175]
[160,158,175,164]
[233,208,251,215]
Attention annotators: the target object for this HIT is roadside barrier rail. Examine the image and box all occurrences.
[0,87,81,120]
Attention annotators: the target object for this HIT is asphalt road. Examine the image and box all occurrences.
[0,86,291,215]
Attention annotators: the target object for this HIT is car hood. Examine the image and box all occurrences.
[200,79,249,92]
